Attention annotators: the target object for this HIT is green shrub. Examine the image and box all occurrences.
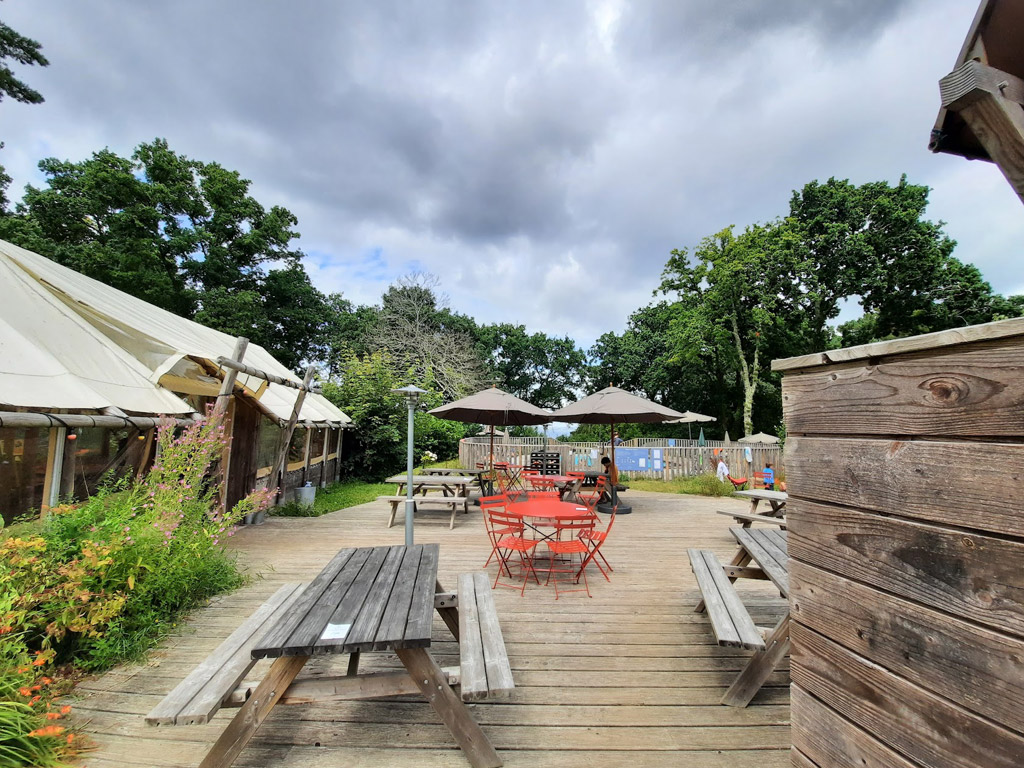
[270,481,392,518]
[1,412,266,766]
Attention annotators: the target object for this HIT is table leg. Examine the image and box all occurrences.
[198,655,308,768]
[720,612,791,707]
[436,579,460,642]
[748,498,760,516]
[396,647,502,768]
[695,549,751,613]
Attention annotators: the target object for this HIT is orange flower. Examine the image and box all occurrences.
[18,687,31,697]
[0,625,12,634]
[67,733,74,745]
[60,705,72,715]
[45,712,62,720]
[29,695,40,705]
[32,656,48,666]
[41,677,53,686]
[27,725,65,738]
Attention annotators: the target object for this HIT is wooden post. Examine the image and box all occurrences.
[319,428,330,488]
[40,427,61,516]
[268,365,316,504]
[213,337,248,512]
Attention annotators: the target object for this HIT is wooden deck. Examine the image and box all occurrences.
[70,490,790,767]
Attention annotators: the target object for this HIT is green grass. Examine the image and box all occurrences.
[271,481,393,517]
[628,473,735,497]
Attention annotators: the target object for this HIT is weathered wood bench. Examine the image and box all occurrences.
[145,583,306,726]
[457,571,514,701]
[379,495,468,529]
[716,510,787,529]
[687,549,766,651]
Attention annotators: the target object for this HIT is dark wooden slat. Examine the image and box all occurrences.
[372,546,423,651]
[791,561,1024,734]
[313,546,390,654]
[731,529,788,597]
[786,436,1024,538]
[251,549,355,659]
[781,339,1024,437]
[788,500,1024,636]
[790,685,922,768]
[791,623,1024,768]
[344,546,407,651]
[273,548,370,657]
[402,543,440,648]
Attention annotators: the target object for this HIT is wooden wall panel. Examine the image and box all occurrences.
[790,686,922,768]
[786,436,1024,537]
[788,499,1024,636]
[791,624,1024,768]
[790,561,1024,733]
[781,339,1024,437]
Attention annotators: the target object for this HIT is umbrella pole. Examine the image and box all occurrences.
[610,421,618,508]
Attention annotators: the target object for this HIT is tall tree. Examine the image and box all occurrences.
[480,323,587,409]
[0,14,48,104]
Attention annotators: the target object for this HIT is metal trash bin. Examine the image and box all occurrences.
[294,483,316,510]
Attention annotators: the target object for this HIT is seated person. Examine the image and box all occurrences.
[762,463,775,491]
[600,456,623,501]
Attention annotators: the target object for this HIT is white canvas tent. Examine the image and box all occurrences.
[0,239,348,427]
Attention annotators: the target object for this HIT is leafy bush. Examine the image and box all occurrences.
[271,481,392,518]
[1,413,266,766]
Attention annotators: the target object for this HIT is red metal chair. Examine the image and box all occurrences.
[544,513,597,599]
[480,494,515,572]
[577,475,607,513]
[487,506,541,595]
[578,503,617,581]
[526,475,558,493]
[727,475,748,491]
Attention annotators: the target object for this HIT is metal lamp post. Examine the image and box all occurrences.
[392,385,427,546]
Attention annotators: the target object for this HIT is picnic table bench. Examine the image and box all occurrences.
[378,494,469,529]
[382,474,476,528]
[146,545,512,768]
[688,527,790,707]
[715,510,787,529]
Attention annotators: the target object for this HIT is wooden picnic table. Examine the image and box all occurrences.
[386,474,476,497]
[422,467,487,477]
[688,527,790,707]
[191,544,508,768]
[732,488,788,517]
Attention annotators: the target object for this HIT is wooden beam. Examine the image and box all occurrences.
[215,356,322,393]
[212,337,248,418]
[941,61,1024,203]
[267,365,316,502]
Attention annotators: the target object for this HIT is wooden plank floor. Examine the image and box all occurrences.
[70,490,790,767]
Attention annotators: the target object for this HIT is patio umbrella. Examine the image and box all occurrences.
[428,387,551,471]
[737,431,780,444]
[551,386,686,514]
[669,410,716,440]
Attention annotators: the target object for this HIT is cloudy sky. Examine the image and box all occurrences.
[3,0,1021,349]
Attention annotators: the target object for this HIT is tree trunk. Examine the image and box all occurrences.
[729,314,759,436]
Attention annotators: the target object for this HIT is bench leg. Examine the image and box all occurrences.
[396,647,502,768]
[695,550,751,613]
[388,501,398,528]
[721,612,790,707]
[436,579,461,642]
[198,655,308,768]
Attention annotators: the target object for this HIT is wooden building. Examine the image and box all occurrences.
[0,239,350,525]
[775,317,1024,767]
[931,0,1024,202]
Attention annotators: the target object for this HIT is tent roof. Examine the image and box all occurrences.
[737,432,780,444]
[0,240,349,426]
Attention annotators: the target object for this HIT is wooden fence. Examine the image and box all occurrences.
[459,438,781,480]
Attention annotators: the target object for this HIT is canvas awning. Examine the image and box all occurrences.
[0,239,349,426]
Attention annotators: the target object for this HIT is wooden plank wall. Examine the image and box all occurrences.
[780,333,1024,767]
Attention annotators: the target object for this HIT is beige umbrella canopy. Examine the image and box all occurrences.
[551,386,686,513]
[668,410,716,440]
[738,431,780,444]
[429,387,551,469]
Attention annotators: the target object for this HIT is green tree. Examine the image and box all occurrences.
[0,15,48,104]
[479,323,587,408]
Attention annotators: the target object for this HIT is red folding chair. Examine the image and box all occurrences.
[526,475,558,493]
[487,507,541,596]
[578,503,617,581]
[545,513,597,599]
[577,475,607,513]
[480,494,515,573]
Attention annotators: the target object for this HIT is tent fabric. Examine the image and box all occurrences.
[0,250,193,414]
[0,240,349,425]
[551,386,686,424]
[669,411,716,424]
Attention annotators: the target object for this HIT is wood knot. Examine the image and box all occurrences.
[922,376,966,404]
[918,373,1005,407]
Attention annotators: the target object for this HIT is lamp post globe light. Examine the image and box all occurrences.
[392,385,427,546]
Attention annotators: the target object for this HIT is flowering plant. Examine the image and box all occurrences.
[420,450,438,464]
